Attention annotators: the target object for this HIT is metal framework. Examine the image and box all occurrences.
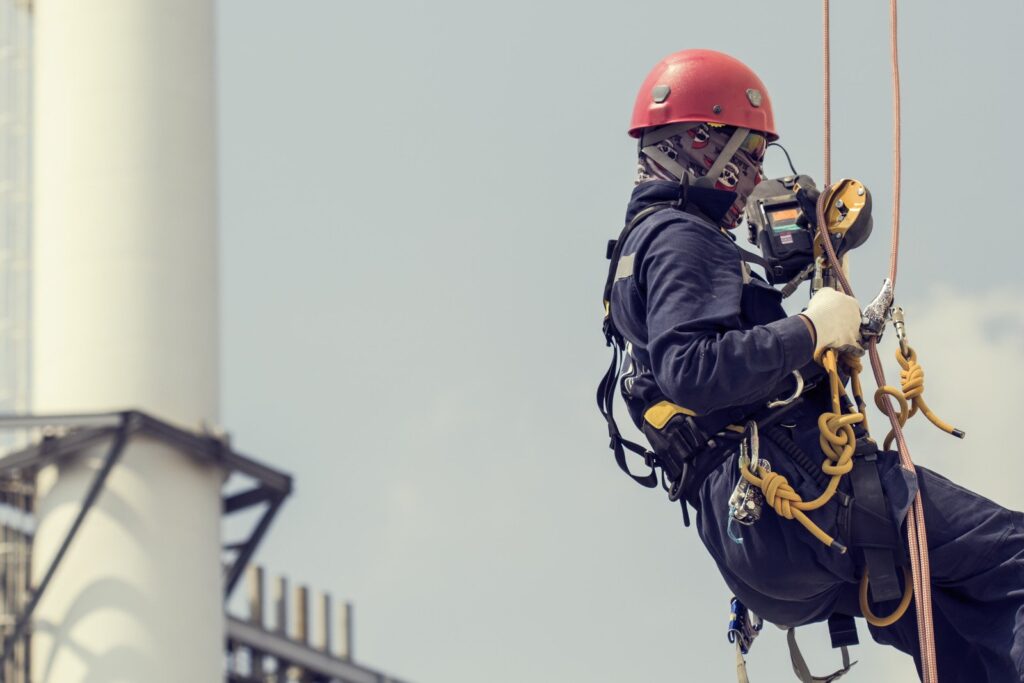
[226,615,413,683]
[0,410,293,682]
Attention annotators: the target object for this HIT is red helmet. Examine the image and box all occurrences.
[628,49,777,140]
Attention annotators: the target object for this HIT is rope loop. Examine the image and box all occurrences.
[894,344,964,439]
[859,567,914,628]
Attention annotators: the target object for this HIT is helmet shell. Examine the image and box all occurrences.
[629,49,777,140]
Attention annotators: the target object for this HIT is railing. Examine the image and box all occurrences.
[227,564,410,683]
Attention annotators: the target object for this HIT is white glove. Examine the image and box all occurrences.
[800,287,863,358]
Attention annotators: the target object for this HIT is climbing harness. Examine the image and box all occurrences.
[598,196,828,531]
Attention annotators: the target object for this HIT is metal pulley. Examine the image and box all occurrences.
[820,178,873,256]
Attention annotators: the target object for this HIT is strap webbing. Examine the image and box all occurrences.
[787,628,856,683]
[695,127,751,190]
[602,203,675,319]
[595,342,657,489]
[735,641,752,683]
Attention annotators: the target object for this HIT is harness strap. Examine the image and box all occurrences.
[735,641,752,683]
[737,248,772,271]
[786,628,856,683]
[599,203,702,523]
[602,203,676,332]
[847,442,904,603]
[595,343,657,489]
[827,613,859,649]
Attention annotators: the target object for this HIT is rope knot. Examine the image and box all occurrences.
[759,471,799,520]
[898,351,925,406]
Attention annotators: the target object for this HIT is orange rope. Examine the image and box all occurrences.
[822,0,831,186]
[820,0,939,678]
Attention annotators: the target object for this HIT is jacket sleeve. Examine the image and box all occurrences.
[639,221,814,415]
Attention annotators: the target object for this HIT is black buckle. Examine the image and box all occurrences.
[827,613,859,649]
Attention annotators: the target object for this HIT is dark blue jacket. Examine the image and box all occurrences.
[611,180,817,426]
[609,185,1024,683]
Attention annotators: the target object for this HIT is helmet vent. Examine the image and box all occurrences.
[651,85,671,103]
[746,88,763,107]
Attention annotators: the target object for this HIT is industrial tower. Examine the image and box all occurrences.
[0,2,409,682]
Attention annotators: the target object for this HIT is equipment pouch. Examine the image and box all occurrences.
[640,403,708,485]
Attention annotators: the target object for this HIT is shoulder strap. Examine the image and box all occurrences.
[596,341,659,488]
[737,248,770,271]
[602,202,676,343]
[598,202,678,492]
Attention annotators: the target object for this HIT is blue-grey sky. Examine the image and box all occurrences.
[216,1,1023,681]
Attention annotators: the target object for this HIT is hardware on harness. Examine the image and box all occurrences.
[728,596,764,656]
[727,423,770,543]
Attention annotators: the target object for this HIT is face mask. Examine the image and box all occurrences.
[637,123,766,229]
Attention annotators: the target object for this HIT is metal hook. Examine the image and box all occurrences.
[742,421,760,474]
[767,371,805,409]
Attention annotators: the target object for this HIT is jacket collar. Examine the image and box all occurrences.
[624,180,738,230]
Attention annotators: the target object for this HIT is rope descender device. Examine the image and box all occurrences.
[728,596,764,683]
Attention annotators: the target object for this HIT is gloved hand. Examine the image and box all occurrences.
[799,286,863,358]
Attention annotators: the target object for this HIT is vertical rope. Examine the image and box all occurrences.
[819,1,938,679]
[878,1,939,678]
[822,0,831,186]
[888,0,902,290]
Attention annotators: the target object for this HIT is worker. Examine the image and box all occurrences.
[600,49,1024,681]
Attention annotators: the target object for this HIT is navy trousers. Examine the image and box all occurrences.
[692,401,1024,682]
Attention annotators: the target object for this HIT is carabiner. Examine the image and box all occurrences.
[767,370,804,409]
[892,306,910,357]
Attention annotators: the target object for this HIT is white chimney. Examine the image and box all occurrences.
[30,1,223,681]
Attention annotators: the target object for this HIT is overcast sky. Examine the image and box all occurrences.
[216,2,1024,681]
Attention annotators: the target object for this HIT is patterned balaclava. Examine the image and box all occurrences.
[636,122,767,229]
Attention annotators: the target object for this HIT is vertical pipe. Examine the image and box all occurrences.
[272,574,288,676]
[339,601,354,661]
[247,564,264,626]
[247,564,265,677]
[316,592,332,655]
[294,584,309,644]
[30,2,221,682]
[273,575,289,635]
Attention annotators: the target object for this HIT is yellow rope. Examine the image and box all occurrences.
[740,348,914,625]
[874,345,963,450]
[860,567,914,628]
[896,345,965,438]
[739,350,857,552]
